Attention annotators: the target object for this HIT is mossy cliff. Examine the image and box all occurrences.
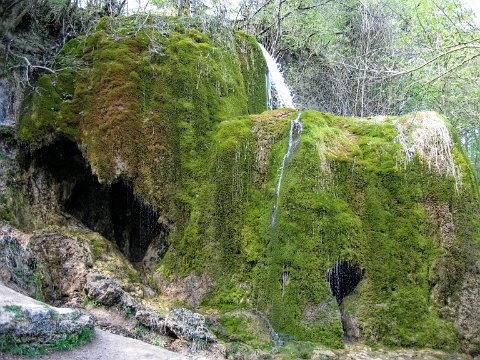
[17,16,267,225]
[174,109,479,352]
[14,18,480,356]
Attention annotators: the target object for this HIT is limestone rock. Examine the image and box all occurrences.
[0,223,38,296]
[0,282,94,353]
[85,273,124,306]
[31,230,93,304]
[455,270,480,356]
[153,273,212,308]
[167,308,216,344]
[135,309,166,332]
[311,349,337,359]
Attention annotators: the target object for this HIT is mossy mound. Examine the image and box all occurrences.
[167,110,478,351]
[18,16,267,222]
[16,17,480,355]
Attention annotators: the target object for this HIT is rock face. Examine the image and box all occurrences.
[153,272,212,308]
[32,230,94,304]
[0,282,94,354]
[0,222,218,354]
[85,273,124,307]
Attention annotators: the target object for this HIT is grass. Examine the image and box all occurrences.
[4,305,26,320]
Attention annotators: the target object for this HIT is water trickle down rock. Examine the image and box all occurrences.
[258,43,302,230]
[327,261,363,305]
[260,44,303,309]
[271,112,303,228]
[394,112,461,190]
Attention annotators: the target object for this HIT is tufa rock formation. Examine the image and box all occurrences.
[0,16,479,358]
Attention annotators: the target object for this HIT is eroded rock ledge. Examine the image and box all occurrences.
[0,283,94,354]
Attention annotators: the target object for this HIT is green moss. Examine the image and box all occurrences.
[173,110,477,350]
[214,311,272,349]
[18,16,266,192]
[16,14,480,353]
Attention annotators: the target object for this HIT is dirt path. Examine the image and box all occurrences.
[1,329,206,360]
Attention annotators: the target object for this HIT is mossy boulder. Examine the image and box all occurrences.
[165,110,478,352]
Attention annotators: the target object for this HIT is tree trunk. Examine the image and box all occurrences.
[177,0,184,17]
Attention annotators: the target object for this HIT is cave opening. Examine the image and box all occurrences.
[30,137,167,263]
[326,260,364,342]
[326,261,363,305]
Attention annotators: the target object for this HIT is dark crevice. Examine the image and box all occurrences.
[28,137,167,263]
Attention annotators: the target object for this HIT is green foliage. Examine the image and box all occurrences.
[135,324,148,338]
[4,305,26,320]
[82,292,101,308]
[240,0,480,179]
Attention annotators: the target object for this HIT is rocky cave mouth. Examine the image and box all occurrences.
[30,138,167,264]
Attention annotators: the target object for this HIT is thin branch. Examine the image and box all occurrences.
[424,53,480,85]
[386,43,480,77]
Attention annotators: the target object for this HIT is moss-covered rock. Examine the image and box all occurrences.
[18,16,267,223]
[16,16,480,356]
[166,110,478,352]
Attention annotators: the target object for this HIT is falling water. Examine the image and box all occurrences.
[326,261,364,341]
[265,72,273,110]
[257,44,304,346]
[258,43,295,109]
[258,43,302,229]
[326,261,363,305]
[271,112,302,227]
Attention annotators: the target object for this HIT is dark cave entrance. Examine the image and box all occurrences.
[327,261,363,304]
[326,261,364,342]
[30,138,166,263]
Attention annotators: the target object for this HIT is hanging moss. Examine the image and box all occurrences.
[18,16,267,221]
[166,109,478,350]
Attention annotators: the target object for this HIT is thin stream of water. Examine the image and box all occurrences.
[271,112,303,227]
[258,43,302,228]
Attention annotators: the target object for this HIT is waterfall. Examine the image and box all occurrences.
[271,112,302,227]
[265,72,273,110]
[258,43,302,228]
[258,44,294,109]
[326,261,364,342]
